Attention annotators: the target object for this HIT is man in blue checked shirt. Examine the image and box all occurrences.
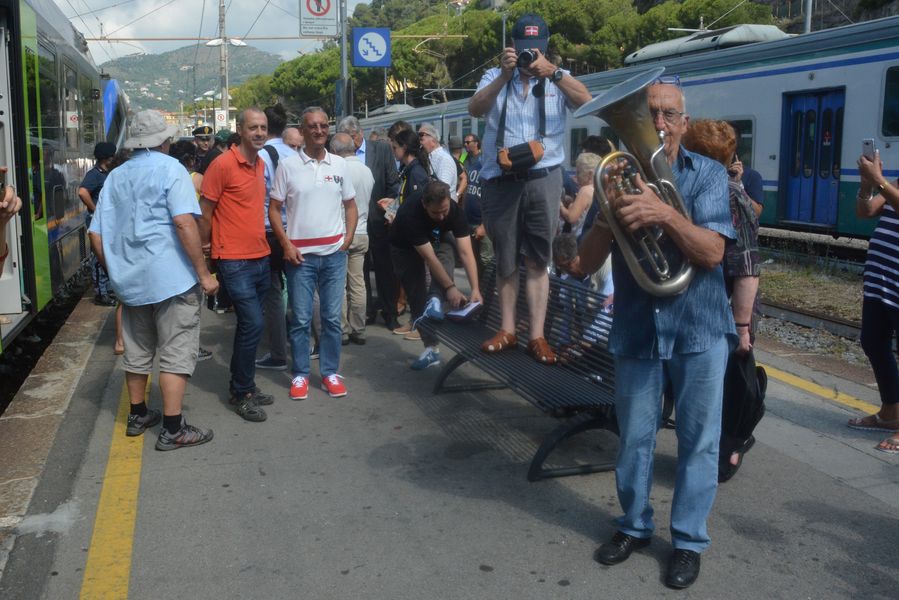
[578,76,736,590]
[469,13,590,366]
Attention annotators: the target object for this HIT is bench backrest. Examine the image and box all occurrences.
[477,262,616,394]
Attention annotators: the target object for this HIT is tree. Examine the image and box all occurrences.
[232,74,277,110]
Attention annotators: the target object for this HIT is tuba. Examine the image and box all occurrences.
[574,67,694,297]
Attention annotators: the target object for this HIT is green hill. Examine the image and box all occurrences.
[101,44,283,112]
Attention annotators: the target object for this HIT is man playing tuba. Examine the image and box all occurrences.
[578,75,736,589]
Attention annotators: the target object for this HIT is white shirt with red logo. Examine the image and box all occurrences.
[270,149,356,256]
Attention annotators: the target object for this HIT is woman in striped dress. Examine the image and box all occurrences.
[849,149,899,453]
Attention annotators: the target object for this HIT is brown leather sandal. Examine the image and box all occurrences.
[527,337,558,365]
[481,330,518,353]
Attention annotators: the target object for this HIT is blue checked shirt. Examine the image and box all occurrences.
[476,67,574,181]
[609,147,737,359]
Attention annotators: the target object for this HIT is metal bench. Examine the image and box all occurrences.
[419,263,619,481]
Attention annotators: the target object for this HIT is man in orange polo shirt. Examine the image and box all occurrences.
[199,107,273,423]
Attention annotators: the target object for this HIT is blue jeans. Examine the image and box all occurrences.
[217,257,270,395]
[285,251,347,378]
[613,337,729,552]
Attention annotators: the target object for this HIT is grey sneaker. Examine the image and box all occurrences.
[155,419,214,451]
[229,387,274,406]
[232,392,267,422]
[126,408,161,437]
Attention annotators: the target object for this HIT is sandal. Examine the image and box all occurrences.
[481,330,517,353]
[526,337,558,365]
[875,436,899,455]
[847,413,899,433]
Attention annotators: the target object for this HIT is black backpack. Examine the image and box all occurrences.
[718,349,767,482]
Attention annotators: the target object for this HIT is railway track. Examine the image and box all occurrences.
[760,299,861,341]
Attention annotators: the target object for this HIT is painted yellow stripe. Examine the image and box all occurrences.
[759,363,879,414]
[79,381,147,599]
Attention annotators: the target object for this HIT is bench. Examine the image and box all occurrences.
[419,263,620,481]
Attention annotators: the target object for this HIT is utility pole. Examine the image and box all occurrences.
[339,0,348,118]
[218,0,229,130]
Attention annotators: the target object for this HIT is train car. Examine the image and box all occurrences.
[360,15,899,239]
[0,0,124,352]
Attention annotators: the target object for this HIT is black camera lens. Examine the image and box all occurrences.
[517,49,536,68]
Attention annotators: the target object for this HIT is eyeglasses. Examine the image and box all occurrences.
[653,74,682,87]
[464,139,476,144]
[650,108,685,124]
[418,132,431,138]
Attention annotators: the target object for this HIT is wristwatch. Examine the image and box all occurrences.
[877,181,888,195]
[551,68,564,83]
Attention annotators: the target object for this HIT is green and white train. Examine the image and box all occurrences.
[0,0,127,352]
[360,15,899,239]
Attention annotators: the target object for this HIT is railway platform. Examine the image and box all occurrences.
[0,290,897,599]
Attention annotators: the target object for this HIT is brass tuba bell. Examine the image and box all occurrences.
[574,67,694,297]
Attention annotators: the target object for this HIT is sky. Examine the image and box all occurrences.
[54,0,368,65]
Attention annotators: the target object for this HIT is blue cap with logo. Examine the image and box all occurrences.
[511,14,549,54]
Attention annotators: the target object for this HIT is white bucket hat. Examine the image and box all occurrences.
[124,110,179,149]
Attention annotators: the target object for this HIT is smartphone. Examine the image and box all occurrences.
[863,138,876,161]
[0,167,6,200]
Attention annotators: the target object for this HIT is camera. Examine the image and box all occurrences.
[517,49,537,68]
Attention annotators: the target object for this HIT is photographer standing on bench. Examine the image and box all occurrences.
[468,13,590,365]
[389,180,482,371]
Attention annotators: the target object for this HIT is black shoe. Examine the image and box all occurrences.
[310,345,320,360]
[365,313,377,326]
[94,294,117,307]
[349,332,366,345]
[594,531,651,566]
[384,316,400,331]
[665,550,701,589]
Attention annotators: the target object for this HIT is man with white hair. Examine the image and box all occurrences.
[330,132,374,344]
[417,122,458,202]
[89,110,218,451]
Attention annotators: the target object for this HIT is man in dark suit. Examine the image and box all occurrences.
[337,116,401,330]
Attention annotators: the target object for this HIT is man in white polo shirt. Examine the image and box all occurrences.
[269,107,357,401]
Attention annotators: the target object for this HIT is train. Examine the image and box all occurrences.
[359,15,899,240]
[0,0,128,352]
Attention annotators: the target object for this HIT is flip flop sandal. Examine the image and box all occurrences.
[526,337,558,365]
[847,413,899,432]
[875,436,899,455]
[481,330,517,353]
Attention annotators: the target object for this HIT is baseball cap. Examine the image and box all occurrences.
[93,142,117,160]
[418,123,440,142]
[511,13,549,55]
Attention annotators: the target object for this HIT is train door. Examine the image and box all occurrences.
[0,23,24,319]
[781,89,844,227]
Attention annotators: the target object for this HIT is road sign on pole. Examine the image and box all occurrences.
[352,28,391,68]
[301,0,337,37]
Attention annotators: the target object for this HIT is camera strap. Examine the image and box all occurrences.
[496,78,545,148]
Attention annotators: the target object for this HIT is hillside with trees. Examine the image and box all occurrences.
[231,0,775,118]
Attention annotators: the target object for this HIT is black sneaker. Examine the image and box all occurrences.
[229,387,274,406]
[310,345,320,360]
[197,347,213,361]
[126,408,161,436]
[155,419,214,451]
[232,392,267,422]
[94,294,117,307]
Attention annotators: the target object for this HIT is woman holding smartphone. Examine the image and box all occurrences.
[850,146,899,454]
[0,168,23,270]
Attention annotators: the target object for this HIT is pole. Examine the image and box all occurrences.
[218,0,229,131]
[384,67,388,108]
[339,0,348,118]
[501,13,507,50]
[803,0,812,33]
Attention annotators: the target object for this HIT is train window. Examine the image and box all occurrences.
[24,48,43,220]
[803,110,816,178]
[833,107,843,179]
[80,75,96,146]
[819,108,833,179]
[729,120,754,168]
[883,66,899,137]
[570,128,588,161]
[64,65,80,150]
[37,44,60,144]
[449,121,458,138]
[791,111,802,177]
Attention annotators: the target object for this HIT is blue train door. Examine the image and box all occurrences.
[781,90,844,227]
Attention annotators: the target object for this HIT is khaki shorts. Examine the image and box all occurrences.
[122,285,203,376]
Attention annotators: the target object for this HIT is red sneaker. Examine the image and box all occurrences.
[321,374,347,398]
[290,375,308,400]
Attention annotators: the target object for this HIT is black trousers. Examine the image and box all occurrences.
[369,233,399,322]
[390,234,455,348]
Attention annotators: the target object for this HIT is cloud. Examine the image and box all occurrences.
[56,0,368,64]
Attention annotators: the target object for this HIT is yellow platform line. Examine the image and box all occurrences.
[759,363,879,414]
[79,381,147,599]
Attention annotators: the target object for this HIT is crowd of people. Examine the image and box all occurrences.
[50,10,895,593]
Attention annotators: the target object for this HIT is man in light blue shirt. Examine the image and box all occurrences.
[89,109,218,452]
[578,77,735,589]
[469,13,590,365]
